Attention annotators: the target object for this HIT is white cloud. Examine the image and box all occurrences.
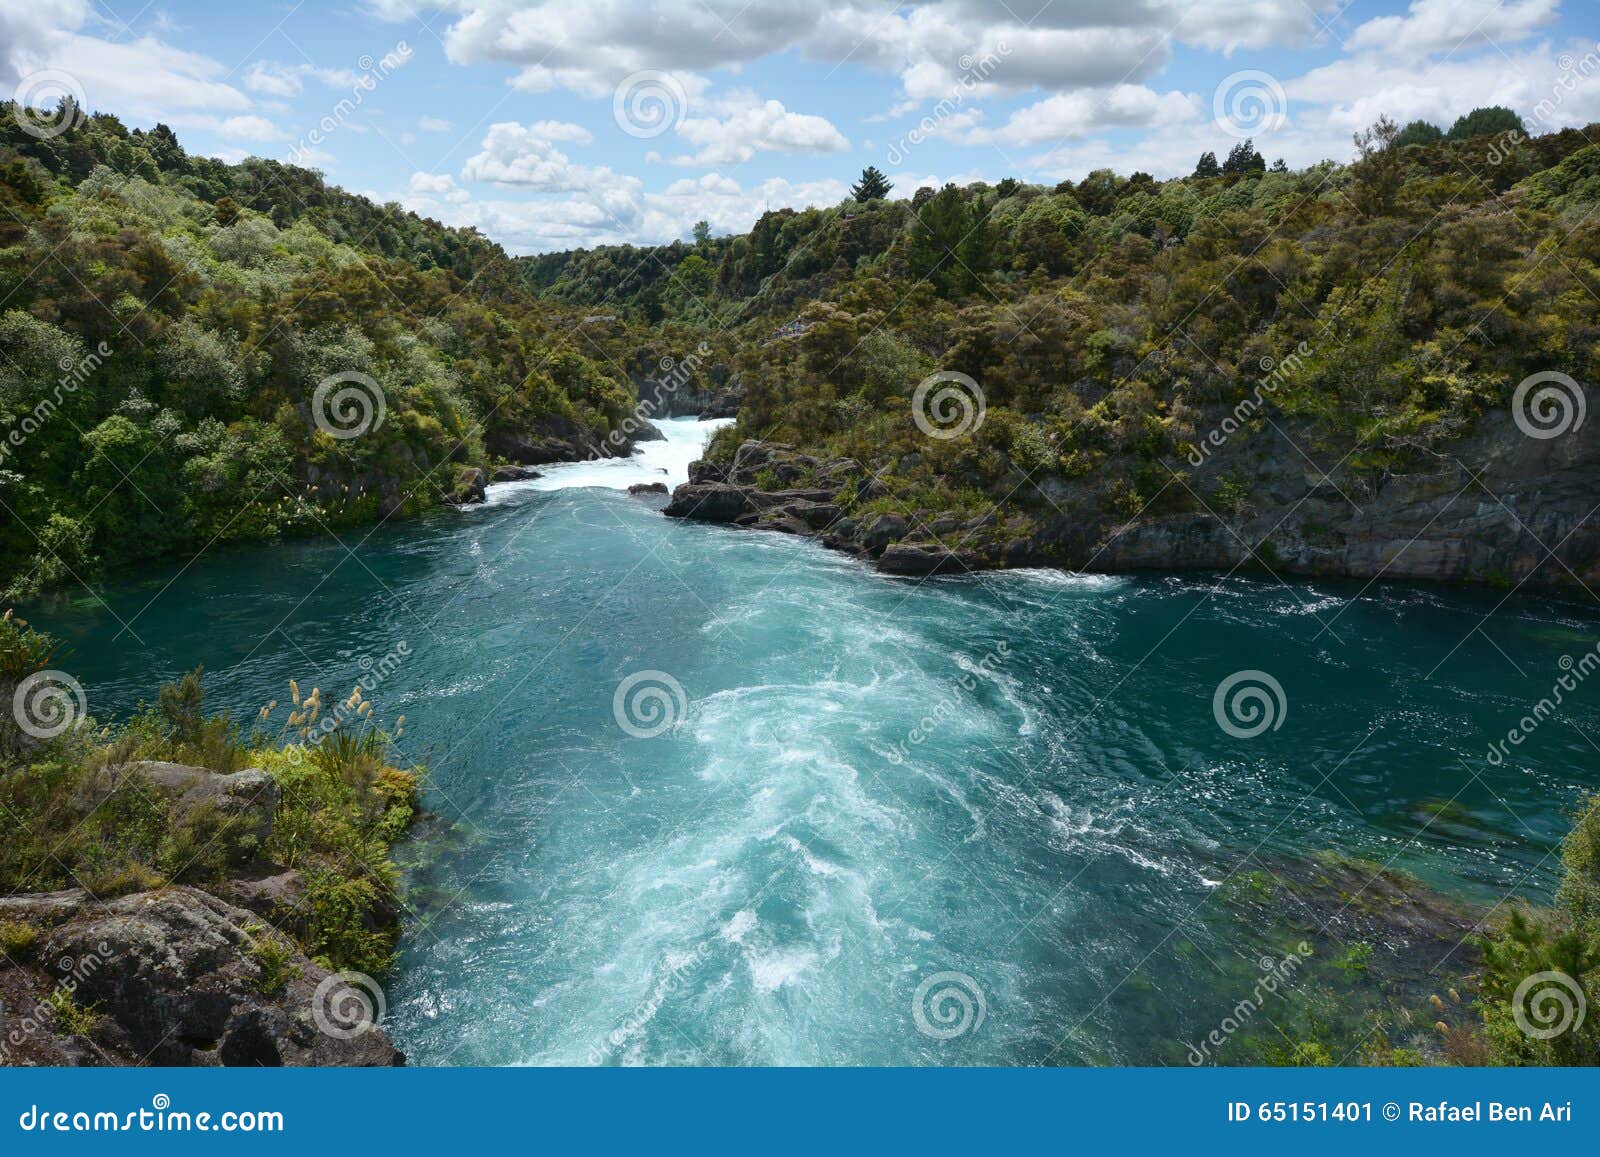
[0,0,251,127]
[219,114,285,141]
[461,121,624,191]
[999,85,1198,145]
[418,115,454,131]
[675,97,849,165]
[1347,0,1559,60]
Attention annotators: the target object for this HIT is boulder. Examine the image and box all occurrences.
[877,543,972,576]
[859,513,909,555]
[490,465,542,482]
[449,466,488,505]
[0,887,404,1066]
[628,482,669,497]
[663,483,750,522]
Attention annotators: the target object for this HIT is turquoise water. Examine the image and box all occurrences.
[25,444,1600,1065]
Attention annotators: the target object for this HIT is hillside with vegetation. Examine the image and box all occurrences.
[0,104,655,599]
[538,111,1600,585]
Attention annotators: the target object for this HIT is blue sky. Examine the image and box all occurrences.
[4,1,1598,252]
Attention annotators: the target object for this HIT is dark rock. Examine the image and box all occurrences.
[859,513,909,555]
[631,418,666,442]
[628,482,669,497]
[449,466,488,505]
[0,887,404,1067]
[877,543,972,576]
[491,465,542,482]
[663,483,750,522]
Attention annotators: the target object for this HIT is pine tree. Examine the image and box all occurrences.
[1193,151,1221,178]
[851,165,893,201]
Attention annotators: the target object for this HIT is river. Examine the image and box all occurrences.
[25,418,1600,1065]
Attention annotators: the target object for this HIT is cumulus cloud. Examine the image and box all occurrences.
[675,96,849,164]
[1,0,251,126]
[999,85,1198,145]
[219,115,285,142]
[461,122,624,191]
[1347,0,1560,60]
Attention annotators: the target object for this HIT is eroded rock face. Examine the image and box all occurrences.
[0,887,403,1067]
[663,410,1600,588]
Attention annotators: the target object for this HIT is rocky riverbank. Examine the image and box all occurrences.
[0,760,407,1067]
[664,408,1600,586]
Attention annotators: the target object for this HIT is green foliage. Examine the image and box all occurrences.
[244,923,303,994]
[44,988,101,1037]
[1449,106,1523,140]
[1395,119,1445,148]
[0,113,639,596]
[851,166,893,202]
[0,918,41,960]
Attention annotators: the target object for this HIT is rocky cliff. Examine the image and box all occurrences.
[664,406,1600,586]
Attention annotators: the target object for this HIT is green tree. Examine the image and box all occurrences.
[1194,151,1221,178]
[1222,139,1265,175]
[851,165,893,201]
[1448,106,1523,140]
[1394,119,1444,148]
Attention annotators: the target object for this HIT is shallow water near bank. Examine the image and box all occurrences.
[24,421,1600,1065]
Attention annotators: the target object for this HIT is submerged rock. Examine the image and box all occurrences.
[627,482,669,497]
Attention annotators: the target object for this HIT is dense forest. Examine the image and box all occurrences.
[533,111,1600,571]
[0,103,650,597]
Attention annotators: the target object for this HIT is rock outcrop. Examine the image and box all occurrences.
[0,887,404,1067]
[664,408,1600,587]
